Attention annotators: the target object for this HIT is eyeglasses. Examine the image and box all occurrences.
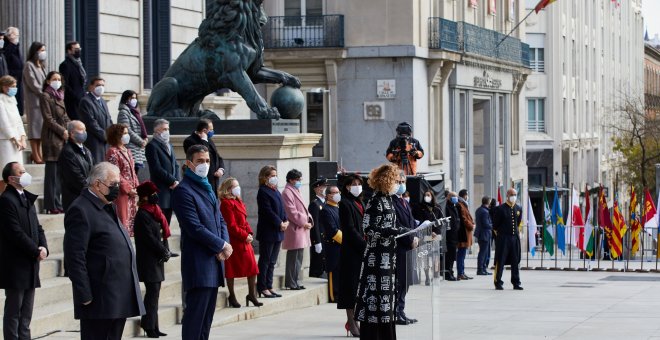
[99,181,119,188]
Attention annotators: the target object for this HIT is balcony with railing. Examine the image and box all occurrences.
[262,15,344,49]
[429,18,531,68]
[527,120,546,133]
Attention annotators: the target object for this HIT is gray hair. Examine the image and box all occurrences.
[399,170,406,180]
[153,118,169,132]
[86,162,119,187]
[5,27,18,35]
[66,120,84,134]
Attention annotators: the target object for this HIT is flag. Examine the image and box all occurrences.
[643,188,657,231]
[610,195,628,259]
[583,185,595,257]
[630,187,642,255]
[543,186,554,256]
[527,194,537,257]
[551,186,565,255]
[534,0,557,13]
[568,187,584,247]
[598,186,614,256]
[497,186,502,205]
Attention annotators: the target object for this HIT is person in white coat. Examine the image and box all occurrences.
[0,75,26,193]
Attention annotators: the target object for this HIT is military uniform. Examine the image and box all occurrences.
[492,202,523,289]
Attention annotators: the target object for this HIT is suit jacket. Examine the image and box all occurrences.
[392,195,416,252]
[40,92,70,162]
[281,184,312,250]
[474,205,493,242]
[58,140,93,211]
[0,186,48,289]
[59,56,86,120]
[183,133,225,192]
[492,203,523,237]
[145,139,179,210]
[63,190,145,319]
[133,209,169,283]
[79,92,112,164]
[308,196,324,245]
[172,176,229,291]
[256,185,287,243]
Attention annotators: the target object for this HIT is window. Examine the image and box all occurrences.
[65,0,99,78]
[284,0,323,26]
[143,0,171,89]
[430,83,444,162]
[527,98,545,132]
[530,48,545,72]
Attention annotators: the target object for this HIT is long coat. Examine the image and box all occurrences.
[474,205,493,243]
[0,93,26,167]
[256,185,287,243]
[320,203,341,271]
[492,202,523,266]
[172,176,230,291]
[220,197,259,279]
[0,186,48,289]
[281,183,312,250]
[337,195,366,310]
[3,40,23,113]
[22,60,47,139]
[117,104,146,166]
[106,146,139,235]
[457,200,475,248]
[392,195,416,289]
[145,139,179,210]
[79,92,112,164]
[133,208,169,283]
[445,202,461,246]
[59,56,86,120]
[40,92,70,162]
[308,196,326,277]
[63,190,145,319]
[58,140,93,211]
[355,193,400,324]
[183,133,225,192]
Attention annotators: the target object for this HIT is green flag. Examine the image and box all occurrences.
[543,186,555,256]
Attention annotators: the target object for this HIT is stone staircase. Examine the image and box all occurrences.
[1,164,329,339]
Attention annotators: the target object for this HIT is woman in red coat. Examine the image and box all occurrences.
[218,177,262,308]
[105,123,139,235]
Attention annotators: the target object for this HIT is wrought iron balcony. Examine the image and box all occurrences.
[429,18,531,68]
[263,15,344,49]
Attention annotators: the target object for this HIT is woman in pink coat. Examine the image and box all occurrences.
[105,123,139,236]
[281,169,313,290]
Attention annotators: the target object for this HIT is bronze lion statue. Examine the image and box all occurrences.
[147,0,300,119]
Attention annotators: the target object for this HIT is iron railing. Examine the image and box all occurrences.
[262,15,344,49]
[527,120,546,132]
[429,17,531,68]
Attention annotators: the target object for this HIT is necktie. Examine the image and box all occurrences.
[20,192,28,206]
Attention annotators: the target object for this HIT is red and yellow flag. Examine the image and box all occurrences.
[598,186,614,254]
[630,187,642,254]
[610,197,628,259]
[535,0,557,13]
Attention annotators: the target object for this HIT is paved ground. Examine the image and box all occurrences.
[43,259,660,339]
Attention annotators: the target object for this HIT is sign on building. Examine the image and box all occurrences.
[364,102,385,121]
[377,80,396,99]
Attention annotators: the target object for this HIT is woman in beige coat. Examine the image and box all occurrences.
[22,41,48,164]
[0,75,26,193]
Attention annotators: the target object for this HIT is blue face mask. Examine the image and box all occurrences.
[207,130,215,138]
[294,181,302,189]
[397,183,406,195]
[7,87,17,97]
[451,197,459,204]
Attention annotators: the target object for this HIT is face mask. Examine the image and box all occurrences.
[207,130,215,139]
[231,186,241,197]
[12,38,18,45]
[294,181,302,189]
[268,176,278,186]
[129,98,138,108]
[404,197,410,202]
[388,184,399,196]
[121,134,130,145]
[38,51,47,61]
[157,131,170,144]
[74,131,87,143]
[508,195,517,204]
[350,185,362,197]
[7,87,17,97]
[0,40,4,49]
[73,50,81,59]
[332,193,341,203]
[396,183,406,196]
[193,162,210,178]
[450,197,459,204]
[94,85,105,97]
[50,80,62,91]
[14,172,32,188]
[148,193,159,205]
[424,196,432,204]
[104,184,120,202]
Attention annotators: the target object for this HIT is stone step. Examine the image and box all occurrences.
[24,163,46,178]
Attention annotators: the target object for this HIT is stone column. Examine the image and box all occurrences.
[0,1,66,72]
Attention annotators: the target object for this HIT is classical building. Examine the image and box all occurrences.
[523,0,644,192]
[645,42,660,117]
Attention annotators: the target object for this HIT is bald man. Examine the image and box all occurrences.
[58,120,93,210]
[491,188,523,290]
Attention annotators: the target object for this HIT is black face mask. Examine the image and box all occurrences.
[73,49,81,59]
[100,181,120,202]
[148,193,159,205]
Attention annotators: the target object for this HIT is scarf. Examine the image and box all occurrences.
[45,86,64,101]
[140,203,171,239]
[185,168,217,205]
[129,105,148,138]
[67,54,87,83]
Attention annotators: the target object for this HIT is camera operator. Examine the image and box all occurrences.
[386,122,424,175]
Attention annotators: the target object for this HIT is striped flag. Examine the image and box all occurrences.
[551,187,565,255]
[568,187,584,247]
[610,195,628,259]
[598,186,614,256]
[630,187,642,255]
[643,188,658,231]
[534,0,557,13]
[543,186,554,256]
[583,185,595,257]
[527,194,537,257]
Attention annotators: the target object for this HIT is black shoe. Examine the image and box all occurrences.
[513,285,524,290]
[142,329,159,338]
[156,330,167,337]
[405,315,418,323]
[258,290,277,298]
[444,275,457,281]
[495,285,504,290]
[476,271,487,275]
[395,316,410,325]
[458,274,471,280]
[425,278,431,286]
[485,271,493,275]
[169,252,179,257]
[299,285,306,289]
[269,290,282,297]
[285,286,301,290]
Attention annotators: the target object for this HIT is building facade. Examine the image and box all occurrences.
[524,0,644,194]
[645,43,660,117]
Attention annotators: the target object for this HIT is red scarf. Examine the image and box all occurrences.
[45,86,64,101]
[140,203,171,239]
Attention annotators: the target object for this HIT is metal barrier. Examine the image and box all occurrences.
[262,15,344,49]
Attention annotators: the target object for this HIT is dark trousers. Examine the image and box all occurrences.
[477,239,491,273]
[309,245,325,278]
[325,242,340,301]
[43,161,63,211]
[444,244,457,278]
[494,236,521,287]
[257,241,281,291]
[162,208,173,225]
[182,287,218,340]
[3,288,35,340]
[141,282,161,331]
[80,318,126,340]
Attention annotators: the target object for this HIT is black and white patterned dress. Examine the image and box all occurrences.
[355,192,400,325]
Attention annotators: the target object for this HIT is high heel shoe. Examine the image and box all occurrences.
[269,290,282,297]
[156,330,167,336]
[227,294,241,308]
[258,290,276,298]
[246,294,263,307]
[344,321,359,337]
[142,329,159,338]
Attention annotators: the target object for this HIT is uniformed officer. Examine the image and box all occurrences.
[492,188,523,290]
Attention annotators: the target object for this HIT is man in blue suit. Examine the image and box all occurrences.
[474,196,493,275]
[172,144,232,340]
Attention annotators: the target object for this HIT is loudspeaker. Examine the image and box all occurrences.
[310,161,338,183]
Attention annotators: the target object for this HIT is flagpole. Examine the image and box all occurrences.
[593,227,604,271]
[537,185,548,270]
[495,8,535,49]
[565,184,575,271]
[625,226,631,272]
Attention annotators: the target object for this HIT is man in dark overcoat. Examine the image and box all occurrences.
[308,177,327,278]
[58,120,93,211]
[492,188,523,290]
[64,162,145,339]
[0,162,48,340]
[145,119,179,224]
[182,118,225,194]
[59,41,87,120]
[78,76,112,164]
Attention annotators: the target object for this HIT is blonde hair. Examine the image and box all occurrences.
[367,163,399,194]
[0,75,17,90]
[258,165,276,185]
[218,177,239,199]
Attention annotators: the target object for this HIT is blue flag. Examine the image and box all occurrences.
[551,186,566,255]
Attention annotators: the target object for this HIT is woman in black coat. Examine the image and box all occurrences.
[133,181,171,338]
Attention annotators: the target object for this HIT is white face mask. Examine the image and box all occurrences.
[332,193,341,203]
[268,176,278,186]
[121,134,130,145]
[129,98,138,108]
[424,196,432,203]
[231,186,241,198]
[0,40,4,49]
[508,195,517,204]
[38,51,47,61]
[404,197,410,202]
[15,172,32,188]
[350,185,362,197]
[94,85,105,97]
[193,162,210,178]
[49,80,62,91]
[158,131,170,143]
